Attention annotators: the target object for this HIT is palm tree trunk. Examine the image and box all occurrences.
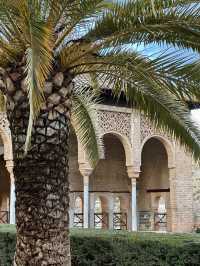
[6,70,72,265]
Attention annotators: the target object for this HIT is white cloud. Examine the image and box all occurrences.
[191,109,200,128]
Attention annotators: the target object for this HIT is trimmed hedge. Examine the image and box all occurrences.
[0,226,200,266]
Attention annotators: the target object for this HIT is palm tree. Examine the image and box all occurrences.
[1,0,200,265]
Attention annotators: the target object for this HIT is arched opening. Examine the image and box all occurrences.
[113,197,121,229]
[94,196,103,229]
[157,196,166,213]
[0,138,10,224]
[138,137,170,231]
[73,196,83,228]
[94,196,102,213]
[113,196,128,230]
[91,133,130,192]
[74,196,83,213]
[114,196,121,213]
[93,196,109,229]
[154,196,167,231]
[91,133,130,229]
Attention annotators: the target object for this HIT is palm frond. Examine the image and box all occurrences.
[71,85,102,167]
[70,49,200,161]
[0,1,25,65]
[1,0,200,163]
[0,0,27,43]
[55,0,113,50]
[22,2,54,153]
[84,0,200,53]
[70,48,195,98]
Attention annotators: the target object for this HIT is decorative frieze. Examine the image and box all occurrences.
[0,112,13,164]
[0,112,10,133]
[97,110,131,141]
[140,115,172,142]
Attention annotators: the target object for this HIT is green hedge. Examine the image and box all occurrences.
[1,226,200,266]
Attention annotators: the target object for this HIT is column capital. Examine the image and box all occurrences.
[79,163,93,177]
[79,168,93,178]
[126,165,140,179]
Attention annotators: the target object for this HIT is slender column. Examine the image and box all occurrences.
[108,193,114,229]
[79,165,93,229]
[131,178,137,231]
[10,180,16,224]
[127,166,140,231]
[89,193,95,228]
[69,193,74,228]
[83,175,89,228]
[6,160,15,224]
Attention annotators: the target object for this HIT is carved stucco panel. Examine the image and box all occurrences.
[0,112,11,133]
[0,112,14,178]
[140,115,172,142]
[97,110,131,141]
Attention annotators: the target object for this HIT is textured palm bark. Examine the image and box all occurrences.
[2,66,73,265]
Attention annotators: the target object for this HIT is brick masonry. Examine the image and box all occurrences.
[0,105,199,233]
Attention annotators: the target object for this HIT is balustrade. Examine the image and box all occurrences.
[94,212,109,229]
[154,212,167,231]
[73,213,83,228]
[113,212,127,230]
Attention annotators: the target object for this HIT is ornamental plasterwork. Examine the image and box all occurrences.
[0,112,11,134]
[0,112,13,175]
[140,115,172,142]
[97,110,131,141]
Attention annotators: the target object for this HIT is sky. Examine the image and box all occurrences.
[191,109,200,128]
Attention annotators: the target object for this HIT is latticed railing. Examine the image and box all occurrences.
[138,211,167,231]
[73,213,83,228]
[0,211,9,224]
[138,211,153,231]
[94,212,108,229]
[113,212,127,230]
[154,212,167,231]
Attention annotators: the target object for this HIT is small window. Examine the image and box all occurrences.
[94,197,102,228]
[158,197,166,213]
[94,196,102,213]
[73,196,83,228]
[74,196,83,213]
[114,196,121,213]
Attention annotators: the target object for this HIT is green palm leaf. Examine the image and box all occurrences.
[22,2,54,153]
[70,49,200,161]
[71,85,102,167]
[85,1,200,52]
[0,0,200,162]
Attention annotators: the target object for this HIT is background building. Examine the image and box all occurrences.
[0,94,200,232]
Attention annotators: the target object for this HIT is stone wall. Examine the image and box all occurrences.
[192,163,200,228]
[0,106,199,232]
[174,146,193,232]
[67,105,198,232]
